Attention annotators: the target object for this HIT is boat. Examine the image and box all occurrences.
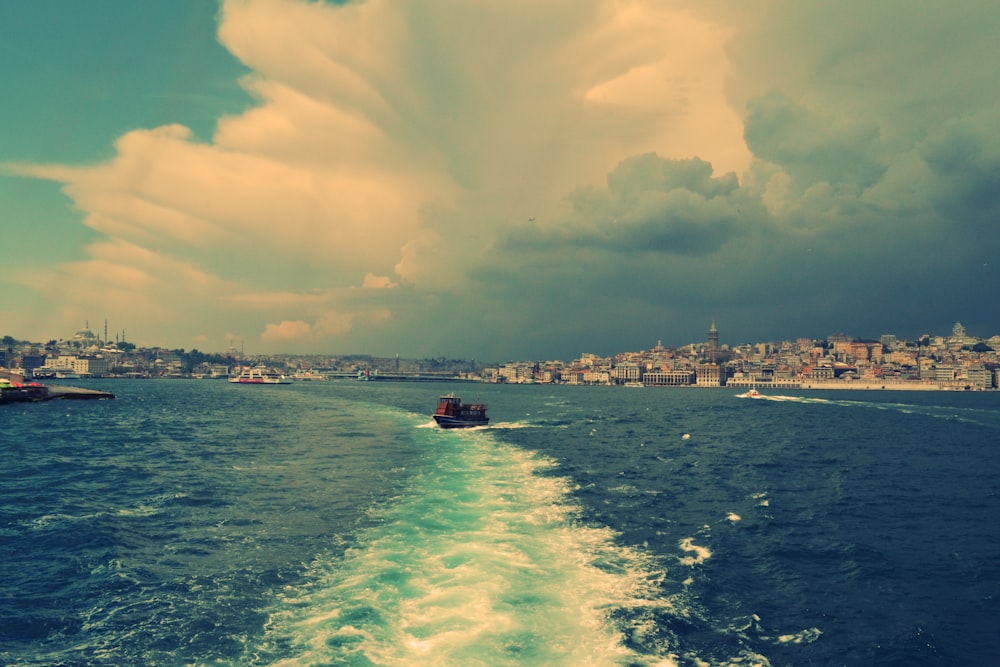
[32,368,81,379]
[433,394,489,428]
[228,366,290,384]
[737,388,763,398]
[290,370,326,381]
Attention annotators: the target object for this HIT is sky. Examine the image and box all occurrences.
[2,0,998,361]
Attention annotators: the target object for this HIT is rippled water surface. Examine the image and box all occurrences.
[3,381,998,665]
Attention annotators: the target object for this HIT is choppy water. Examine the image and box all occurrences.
[2,380,998,665]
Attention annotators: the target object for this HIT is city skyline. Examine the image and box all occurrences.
[4,318,994,364]
[3,1,999,362]
[4,317,996,393]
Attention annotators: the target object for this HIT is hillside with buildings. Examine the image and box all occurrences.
[2,322,998,390]
[491,323,998,390]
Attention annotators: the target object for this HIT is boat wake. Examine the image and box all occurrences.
[736,392,1000,428]
[489,420,535,429]
[250,426,677,666]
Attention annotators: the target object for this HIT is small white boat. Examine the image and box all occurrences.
[737,388,763,399]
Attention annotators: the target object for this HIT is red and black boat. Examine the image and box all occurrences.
[433,394,489,428]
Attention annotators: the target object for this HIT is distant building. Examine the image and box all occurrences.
[583,370,611,384]
[499,362,537,383]
[81,356,110,377]
[965,365,991,390]
[21,353,46,377]
[643,369,694,386]
[696,363,722,386]
[612,363,641,384]
[707,321,719,363]
[810,364,835,380]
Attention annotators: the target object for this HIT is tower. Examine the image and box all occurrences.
[708,321,719,363]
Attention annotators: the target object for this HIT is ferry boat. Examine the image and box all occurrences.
[290,370,327,381]
[433,394,489,428]
[32,368,81,380]
[228,367,290,384]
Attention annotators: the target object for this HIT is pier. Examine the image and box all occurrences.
[0,380,114,404]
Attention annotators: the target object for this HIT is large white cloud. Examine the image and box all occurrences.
[7,0,999,357]
[8,0,749,354]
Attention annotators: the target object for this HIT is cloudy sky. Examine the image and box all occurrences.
[2,0,998,361]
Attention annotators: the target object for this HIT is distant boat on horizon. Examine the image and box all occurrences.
[32,368,81,380]
[229,367,290,384]
[290,370,327,381]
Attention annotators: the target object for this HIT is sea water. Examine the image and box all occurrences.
[2,380,998,665]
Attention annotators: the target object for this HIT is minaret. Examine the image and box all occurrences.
[708,321,719,363]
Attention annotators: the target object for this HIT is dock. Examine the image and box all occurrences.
[0,381,114,404]
[45,385,116,400]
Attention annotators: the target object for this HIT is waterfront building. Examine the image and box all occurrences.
[71,356,110,377]
[40,355,112,377]
[612,363,641,384]
[643,369,695,386]
[966,365,992,390]
[583,370,612,385]
[695,363,723,386]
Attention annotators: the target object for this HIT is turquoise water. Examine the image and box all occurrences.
[2,380,998,665]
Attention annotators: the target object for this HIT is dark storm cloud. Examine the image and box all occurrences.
[920,107,1000,228]
[478,104,999,357]
[506,154,757,257]
[455,2,1000,356]
[744,91,887,194]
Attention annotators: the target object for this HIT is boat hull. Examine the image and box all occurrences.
[433,415,489,429]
